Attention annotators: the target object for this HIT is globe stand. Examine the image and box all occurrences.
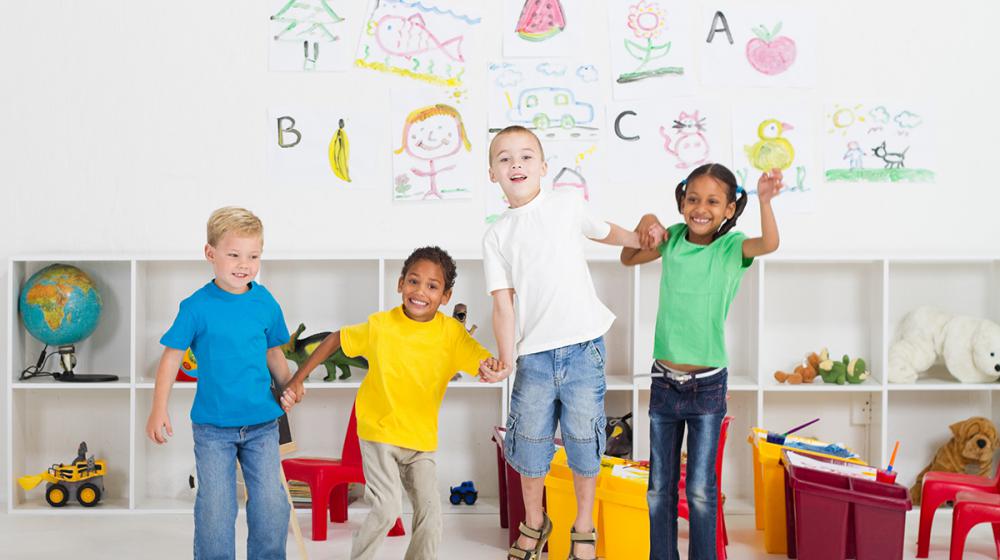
[53,345,119,383]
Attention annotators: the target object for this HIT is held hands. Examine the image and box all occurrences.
[637,214,667,250]
[145,408,173,444]
[757,168,785,205]
[279,379,306,412]
[478,357,510,384]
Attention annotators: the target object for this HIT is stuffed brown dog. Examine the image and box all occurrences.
[910,416,1000,504]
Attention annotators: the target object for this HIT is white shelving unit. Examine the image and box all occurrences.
[6,255,1000,517]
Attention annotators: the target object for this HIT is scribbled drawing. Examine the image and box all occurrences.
[537,62,567,76]
[495,66,524,88]
[552,167,588,200]
[737,165,809,196]
[516,0,567,41]
[658,110,709,169]
[576,65,599,82]
[745,119,795,171]
[617,1,683,84]
[328,119,351,182]
[827,104,865,135]
[356,0,480,87]
[871,141,908,169]
[843,141,864,170]
[394,104,471,200]
[894,110,923,130]
[270,0,346,71]
[745,22,797,75]
[506,87,595,131]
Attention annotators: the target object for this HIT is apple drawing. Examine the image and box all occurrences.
[745,22,796,75]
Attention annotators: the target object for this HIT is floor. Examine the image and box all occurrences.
[1,509,998,559]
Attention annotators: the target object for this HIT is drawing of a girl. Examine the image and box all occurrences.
[395,104,471,199]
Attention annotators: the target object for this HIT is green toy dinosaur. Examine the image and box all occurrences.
[817,348,869,385]
[281,323,368,381]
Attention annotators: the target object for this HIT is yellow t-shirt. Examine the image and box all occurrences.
[341,306,491,452]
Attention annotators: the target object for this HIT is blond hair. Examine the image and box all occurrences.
[488,125,545,164]
[206,207,263,247]
[394,104,471,154]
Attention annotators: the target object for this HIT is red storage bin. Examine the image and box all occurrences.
[781,450,911,560]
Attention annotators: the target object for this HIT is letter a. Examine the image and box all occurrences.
[277,116,301,148]
[706,11,734,45]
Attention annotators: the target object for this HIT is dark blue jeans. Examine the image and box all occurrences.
[647,365,727,560]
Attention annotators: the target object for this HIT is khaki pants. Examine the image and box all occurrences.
[351,439,442,560]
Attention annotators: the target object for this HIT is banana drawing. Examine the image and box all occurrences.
[329,118,351,182]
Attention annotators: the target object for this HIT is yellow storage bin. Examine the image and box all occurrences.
[544,449,620,559]
[748,427,867,554]
[596,468,650,560]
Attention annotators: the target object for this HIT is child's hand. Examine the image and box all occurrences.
[146,408,173,444]
[758,168,784,204]
[478,357,511,383]
[637,214,665,249]
[280,380,306,412]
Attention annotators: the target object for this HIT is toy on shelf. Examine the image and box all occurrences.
[449,481,478,505]
[451,304,478,382]
[17,442,107,507]
[282,323,368,381]
[176,347,198,382]
[888,306,1000,384]
[817,348,870,384]
[774,351,821,384]
[911,417,999,504]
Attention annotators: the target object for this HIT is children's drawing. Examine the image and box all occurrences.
[824,102,935,183]
[608,99,725,184]
[488,60,600,141]
[700,5,815,87]
[608,0,695,99]
[485,141,602,222]
[267,108,378,188]
[392,98,474,201]
[733,101,815,212]
[356,0,480,87]
[503,0,582,57]
[270,0,356,72]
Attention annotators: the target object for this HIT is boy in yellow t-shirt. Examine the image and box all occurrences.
[282,246,504,560]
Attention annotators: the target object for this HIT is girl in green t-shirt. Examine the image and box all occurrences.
[621,163,783,560]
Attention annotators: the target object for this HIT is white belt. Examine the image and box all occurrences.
[652,362,723,383]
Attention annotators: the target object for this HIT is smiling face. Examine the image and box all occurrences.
[404,114,463,160]
[205,232,262,294]
[680,175,735,244]
[488,130,547,208]
[397,258,452,322]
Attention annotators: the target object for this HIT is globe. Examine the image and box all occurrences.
[19,264,103,347]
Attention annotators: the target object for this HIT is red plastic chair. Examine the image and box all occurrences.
[282,404,405,541]
[677,416,732,560]
[949,491,1000,560]
[916,465,1000,557]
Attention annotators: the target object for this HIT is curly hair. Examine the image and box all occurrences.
[401,246,457,291]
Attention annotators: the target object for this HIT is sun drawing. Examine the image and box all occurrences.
[826,104,864,135]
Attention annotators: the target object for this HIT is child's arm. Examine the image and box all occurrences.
[742,169,783,258]
[621,214,668,266]
[280,330,342,409]
[488,289,516,382]
[145,347,185,444]
[266,346,295,409]
[594,223,642,249]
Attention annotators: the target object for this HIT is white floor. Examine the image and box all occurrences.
[1,509,999,559]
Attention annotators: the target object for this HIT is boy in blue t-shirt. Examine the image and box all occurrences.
[145,206,295,560]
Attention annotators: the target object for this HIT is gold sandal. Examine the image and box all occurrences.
[567,526,597,560]
[507,513,552,560]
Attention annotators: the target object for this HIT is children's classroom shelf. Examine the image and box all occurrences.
[6,255,1000,520]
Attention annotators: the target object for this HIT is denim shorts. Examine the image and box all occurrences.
[505,337,607,478]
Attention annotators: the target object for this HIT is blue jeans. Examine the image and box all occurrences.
[505,337,607,478]
[193,419,289,560]
[647,364,727,560]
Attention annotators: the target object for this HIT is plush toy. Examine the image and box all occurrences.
[281,323,368,381]
[817,348,870,385]
[774,352,821,384]
[888,306,1000,383]
[910,416,1000,504]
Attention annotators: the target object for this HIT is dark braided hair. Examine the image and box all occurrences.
[674,163,748,240]
[401,246,457,291]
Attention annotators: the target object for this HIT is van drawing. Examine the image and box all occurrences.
[506,87,594,130]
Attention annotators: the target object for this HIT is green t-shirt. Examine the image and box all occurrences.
[653,223,753,367]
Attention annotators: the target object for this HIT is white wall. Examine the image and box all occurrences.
[3,0,999,502]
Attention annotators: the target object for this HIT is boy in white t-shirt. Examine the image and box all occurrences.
[481,126,644,560]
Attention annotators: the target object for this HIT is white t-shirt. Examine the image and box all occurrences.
[482,189,615,356]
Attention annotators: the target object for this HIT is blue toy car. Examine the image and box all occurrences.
[449,481,478,505]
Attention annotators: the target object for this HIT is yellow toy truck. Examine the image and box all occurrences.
[17,442,107,507]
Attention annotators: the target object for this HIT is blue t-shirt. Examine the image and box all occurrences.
[161,280,289,427]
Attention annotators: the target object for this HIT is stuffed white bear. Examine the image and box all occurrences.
[888,306,1000,383]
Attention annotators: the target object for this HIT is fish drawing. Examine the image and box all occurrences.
[375,14,464,62]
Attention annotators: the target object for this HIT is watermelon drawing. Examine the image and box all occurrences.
[516,0,566,42]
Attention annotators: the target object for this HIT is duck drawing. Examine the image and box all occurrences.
[745,119,795,171]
